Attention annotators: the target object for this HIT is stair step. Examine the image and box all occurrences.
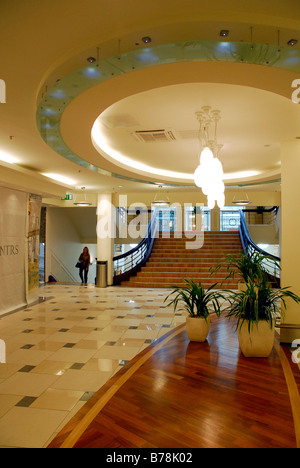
[137,272,231,278]
[155,239,240,244]
[151,249,237,258]
[121,281,238,289]
[149,255,233,266]
[151,249,241,254]
[142,266,228,272]
[132,275,233,281]
[157,232,239,236]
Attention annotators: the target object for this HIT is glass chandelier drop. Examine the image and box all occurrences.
[193,107,225,209]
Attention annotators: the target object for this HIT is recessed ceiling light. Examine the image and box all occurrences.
[142,36,152,44]
[42,173,77,186]
[87,57,96,63]
[287,39,298,46]
[220,30,230,37]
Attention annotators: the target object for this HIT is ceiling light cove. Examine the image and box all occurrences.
[91,122,192,181]
[0,151,19,164]
[42,173,77,186]
[91,117,261,184]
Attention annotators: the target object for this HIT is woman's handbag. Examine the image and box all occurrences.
[75,262,81,268]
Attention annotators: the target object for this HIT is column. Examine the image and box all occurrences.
[96,194,115,286]
[211,206,220,231]
[280,141,300,343]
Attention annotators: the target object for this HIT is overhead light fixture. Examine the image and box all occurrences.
[193,107,225,209]
[142,36,152,44]
[232,191,251,206]
[87,56,96,63]
[74,186,92,206]
[42,173,77,185]
[220,30,230,37]
[152,185,170,206]
[287,39,298,46]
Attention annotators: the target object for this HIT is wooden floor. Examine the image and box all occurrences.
[49,315,300,449]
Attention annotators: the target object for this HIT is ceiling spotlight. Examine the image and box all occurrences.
[142,36,152,44]
[220,30,230,37]
[87,57,96,63]
[287,39,298,46]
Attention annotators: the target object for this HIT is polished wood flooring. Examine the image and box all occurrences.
[49,315,300,448]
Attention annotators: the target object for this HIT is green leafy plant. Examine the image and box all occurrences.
[164,279,225,320]
[210,250,279,285]
[224,276,300,332]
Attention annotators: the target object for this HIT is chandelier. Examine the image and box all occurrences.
[193,107,225,209]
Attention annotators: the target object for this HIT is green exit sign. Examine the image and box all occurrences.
[61,194,73,201]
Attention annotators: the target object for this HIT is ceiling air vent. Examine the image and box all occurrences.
[134,129,176,143]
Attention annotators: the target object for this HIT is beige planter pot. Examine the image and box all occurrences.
[186,316,210,342]
[238,320,275,357]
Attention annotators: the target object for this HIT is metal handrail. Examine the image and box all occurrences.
[239,210,281,280]
[113,208,158,284]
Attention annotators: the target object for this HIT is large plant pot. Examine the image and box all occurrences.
[238,320,275,357]
[186,316,210,342]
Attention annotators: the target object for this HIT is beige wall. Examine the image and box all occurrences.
[280,142,300,342]
[46,207,97,283]
[248,225,279,245]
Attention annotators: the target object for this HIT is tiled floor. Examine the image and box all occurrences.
[0,283,185,448]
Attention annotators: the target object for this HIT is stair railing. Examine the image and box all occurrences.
[239,209,281,283]
[113,208,158,285]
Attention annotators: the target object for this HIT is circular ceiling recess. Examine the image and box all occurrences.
[91,82,299,184]
[36,39,300,187]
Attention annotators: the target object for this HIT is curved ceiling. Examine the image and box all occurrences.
[92,82,298,184]
[1,1,300,199]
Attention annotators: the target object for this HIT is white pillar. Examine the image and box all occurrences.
[280,141,300,343]
[96,194,115,286]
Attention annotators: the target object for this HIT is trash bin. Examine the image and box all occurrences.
[96,260,107,288]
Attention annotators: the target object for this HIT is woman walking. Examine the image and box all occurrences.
[78,247,90,284]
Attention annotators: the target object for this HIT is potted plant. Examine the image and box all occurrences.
[224,277,300,357]
[210,250,279,290]
[164,279,225,342]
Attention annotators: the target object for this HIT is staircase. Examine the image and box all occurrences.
[121,231,242,289]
